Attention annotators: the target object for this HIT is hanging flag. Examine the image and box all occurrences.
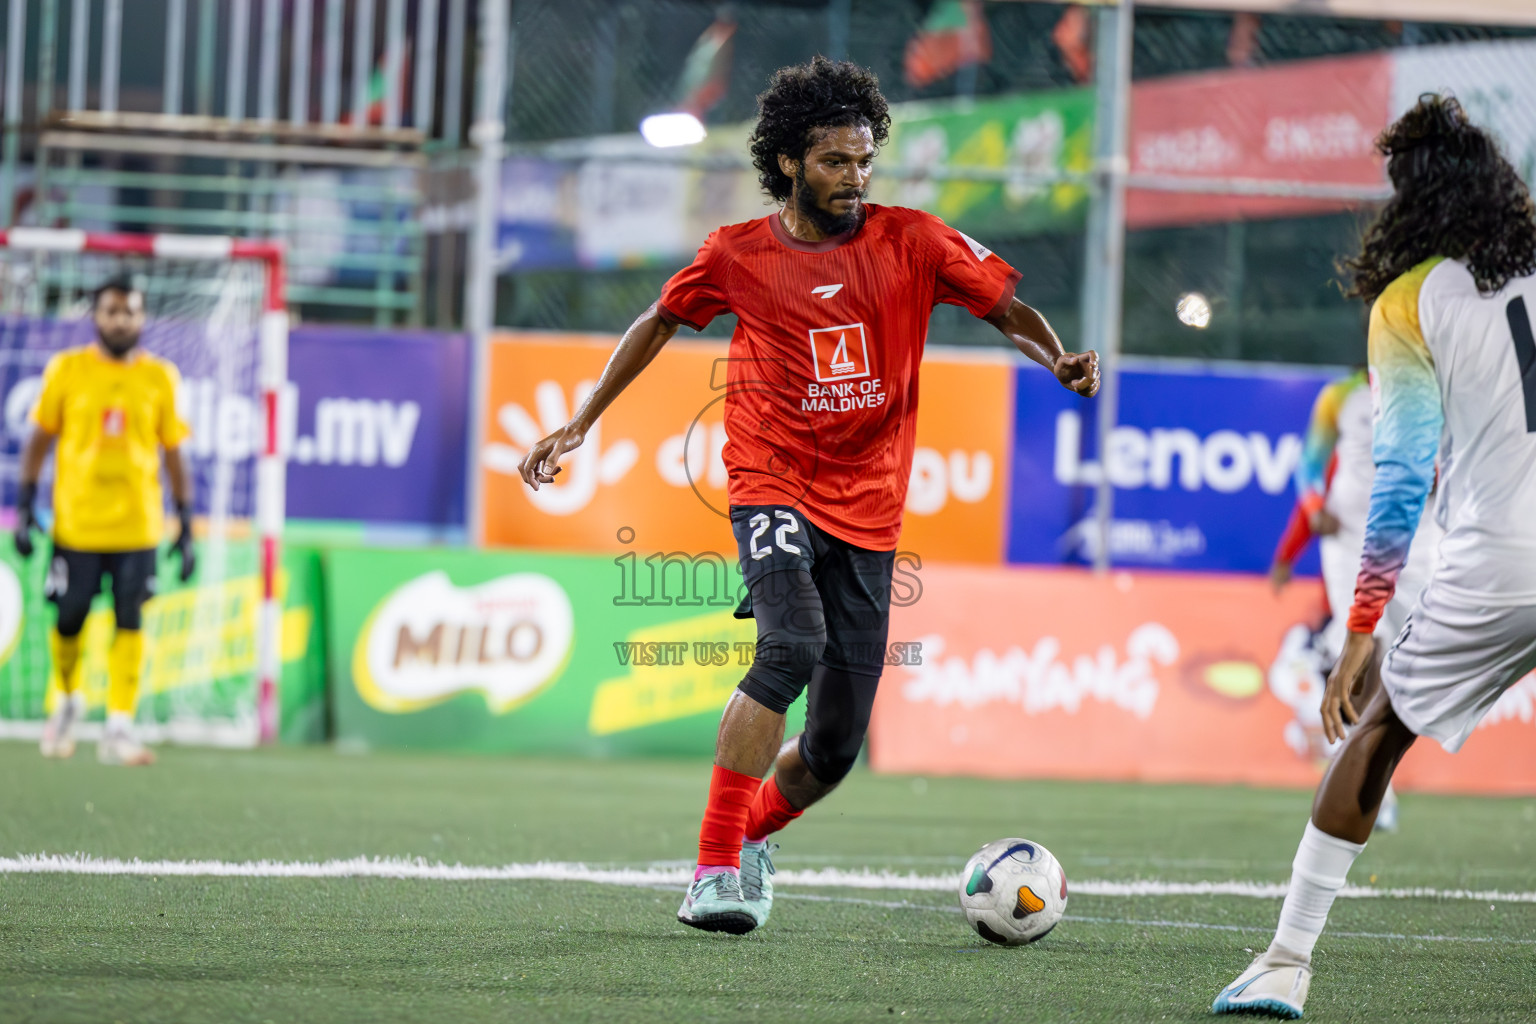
[904,0,992,90]
[1052,6,1092,85]
[343,43,412,127]
[677,13,737,118]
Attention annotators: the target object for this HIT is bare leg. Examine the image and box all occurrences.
[1311,685,1417,844]
[713,689,785,778]
[768,736,838,810]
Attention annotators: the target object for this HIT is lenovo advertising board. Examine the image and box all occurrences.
[1008,360,1337,575]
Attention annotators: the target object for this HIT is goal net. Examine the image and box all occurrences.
[0,230,286,747]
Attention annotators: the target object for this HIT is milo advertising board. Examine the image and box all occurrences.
[328,547,804,754]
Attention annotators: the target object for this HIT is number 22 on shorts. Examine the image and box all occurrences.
[748,510,803,560]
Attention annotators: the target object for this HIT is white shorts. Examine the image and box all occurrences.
[1383,585,1536,753]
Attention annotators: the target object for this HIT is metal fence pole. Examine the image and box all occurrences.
[350,0,376,129]
[466,0,508,548]
[165,0,186,114]
[228,0,250,121]
[321,0,341,124]
[68,0,86,110]
[382,0,403,130]
[101,0,122,113]
[412,0,438,136]
[195,0,216,116]
[290,0,312,124]
[38,0,58,119]
[2,0,28,226]
[443,0,467,143]
[258,0,280,121]
[1088,0,1132,573]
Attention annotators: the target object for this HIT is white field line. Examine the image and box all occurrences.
[762,893,1536,946]
[5,854,1536,905]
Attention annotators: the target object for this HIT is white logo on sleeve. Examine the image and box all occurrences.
[958,231,992,262]
[811,283,844,299]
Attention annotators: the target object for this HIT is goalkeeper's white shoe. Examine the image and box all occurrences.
[1212,945,1311,1019]
[97,727,156,767]
[39,694,83,759]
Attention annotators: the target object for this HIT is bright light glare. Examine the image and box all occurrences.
[1176,291,1212,329]
[640,113,706,148]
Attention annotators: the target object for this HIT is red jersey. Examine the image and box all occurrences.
[658,204,1020,550]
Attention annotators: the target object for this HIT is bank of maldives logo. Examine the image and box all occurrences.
[808,322,870,383]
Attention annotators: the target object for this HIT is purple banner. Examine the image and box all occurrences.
[283,327,468,526]
[0,322,468,528]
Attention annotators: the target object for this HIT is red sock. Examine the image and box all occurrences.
[697,765,759,869]
[744,775,803,843]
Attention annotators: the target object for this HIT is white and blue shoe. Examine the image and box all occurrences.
[740,840,778,928]
[1374,784,1400,834]
[677,870,756,935]
[1213,945,1311,1019]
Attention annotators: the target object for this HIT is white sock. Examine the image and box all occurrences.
[1273,821,1365,958]
[107,711,134,737]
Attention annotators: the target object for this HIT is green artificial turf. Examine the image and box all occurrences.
[0,743,1532,1023]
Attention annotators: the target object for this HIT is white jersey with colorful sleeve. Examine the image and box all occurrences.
[1349,257,1536,635]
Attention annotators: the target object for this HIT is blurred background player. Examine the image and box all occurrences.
[517,57,1099,935]
[1269,362,1445,831]
[1214,95,1536,1019]
[14,276,197,766]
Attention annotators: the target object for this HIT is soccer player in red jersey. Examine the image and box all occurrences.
[519,57,1099,934]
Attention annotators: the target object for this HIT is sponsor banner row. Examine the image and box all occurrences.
[325,546,1536,793]
[484,333,1328,576]
[0,326,469,529]
[870,562,1536,795]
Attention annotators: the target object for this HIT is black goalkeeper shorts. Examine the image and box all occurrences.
[45,545,158,635]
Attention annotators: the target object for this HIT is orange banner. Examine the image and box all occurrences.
[481,332,1012,563]
[871,564,1536,796]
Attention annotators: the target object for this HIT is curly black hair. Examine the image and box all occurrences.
[749,56,891,203]
[1342,94,1536,302]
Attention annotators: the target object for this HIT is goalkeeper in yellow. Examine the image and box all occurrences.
[13,276,196,765]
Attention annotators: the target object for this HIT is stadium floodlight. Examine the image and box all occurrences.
[640,112,707,148]
[0,228,287,748]
[1176,291,1213,329]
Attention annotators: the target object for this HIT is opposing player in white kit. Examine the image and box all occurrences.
[1215,95,1536,1018]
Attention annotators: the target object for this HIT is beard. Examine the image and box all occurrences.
[97,330,141,357]
[793,165,865,237]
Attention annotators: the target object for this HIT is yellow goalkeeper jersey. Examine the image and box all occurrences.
[32,345,192,552]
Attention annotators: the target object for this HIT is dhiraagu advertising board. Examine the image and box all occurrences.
[327,546,803,755]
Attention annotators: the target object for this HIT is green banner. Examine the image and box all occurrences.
[871,88,1095,235]
[0,541,325,744]
[327,546,803,755]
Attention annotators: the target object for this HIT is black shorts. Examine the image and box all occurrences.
[730,504,895,681]
[45,545,159,634]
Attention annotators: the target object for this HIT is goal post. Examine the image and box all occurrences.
[0,228,287,746]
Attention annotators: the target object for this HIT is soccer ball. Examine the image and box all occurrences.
[958,837,1068,945]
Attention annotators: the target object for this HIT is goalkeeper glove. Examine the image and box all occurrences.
[13,481,37,558]
[173,502,196,582]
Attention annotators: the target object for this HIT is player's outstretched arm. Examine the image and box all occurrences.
[985,297,1099,397]
[13,426,56,558]
[517,301,680,490]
